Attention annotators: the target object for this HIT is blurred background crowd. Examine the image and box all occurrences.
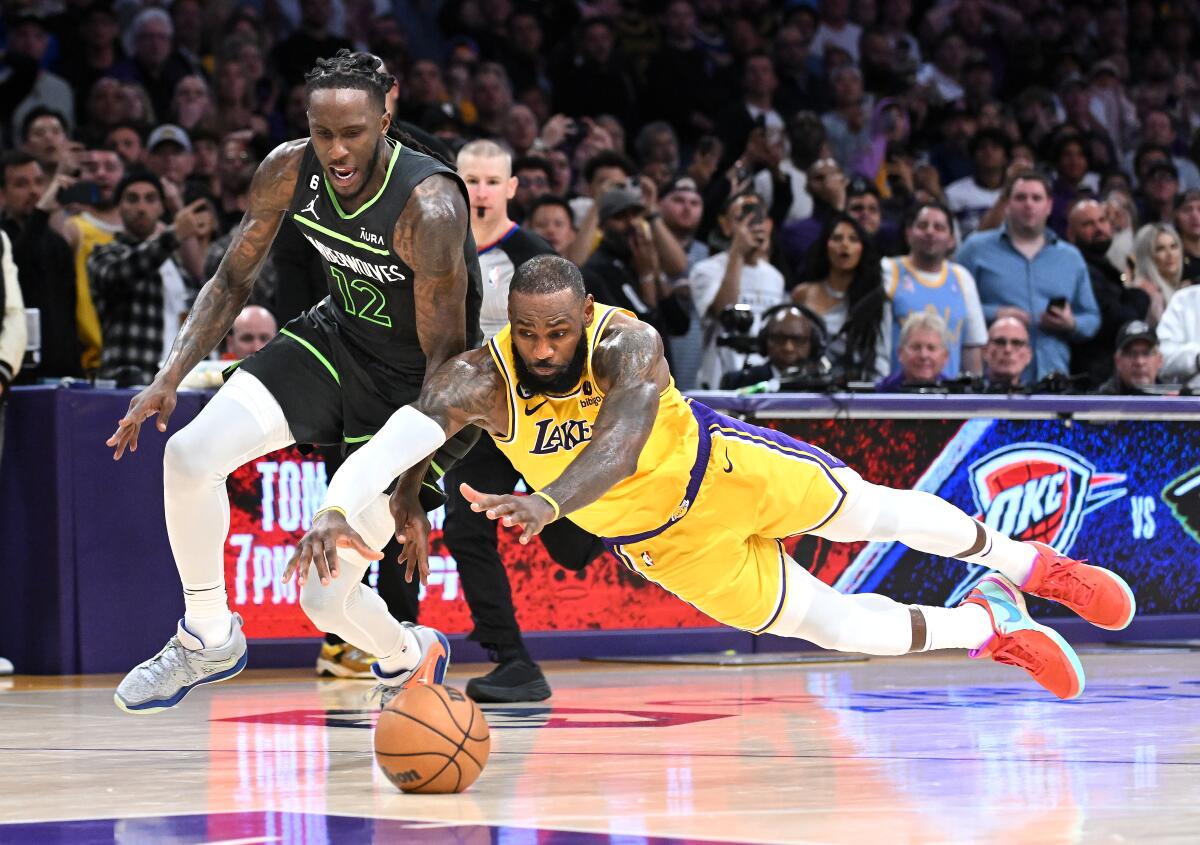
[4,0,1200,403]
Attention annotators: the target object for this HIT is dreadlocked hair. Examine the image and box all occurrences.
[387,124,456,170]
[305,49,395,112]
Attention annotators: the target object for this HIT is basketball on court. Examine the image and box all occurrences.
[374,684,491,794]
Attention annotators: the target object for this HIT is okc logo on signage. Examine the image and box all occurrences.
[967,443,1127,552]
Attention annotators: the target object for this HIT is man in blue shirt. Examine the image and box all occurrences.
[956,171,1100,381]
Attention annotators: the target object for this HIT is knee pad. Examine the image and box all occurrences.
[299,576,350,633]
[163,429,219,486]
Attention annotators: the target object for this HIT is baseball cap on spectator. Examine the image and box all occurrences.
[1089,60,1121,83]
[597,185,645,222]
[1174,188,1200,210]
[114,167,165,203]
[662,175,701,198]
[1114,320,1157,352]
[1145,160,1179,182]
[147,124,193,153]
[1058,73,1087,95]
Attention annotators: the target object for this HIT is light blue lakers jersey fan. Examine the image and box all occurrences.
[884,256,972,376]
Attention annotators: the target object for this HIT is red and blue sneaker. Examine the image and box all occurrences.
[961,574,1086,700]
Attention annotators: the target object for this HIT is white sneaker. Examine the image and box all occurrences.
[114,614,247,714]
[0,657,12,676]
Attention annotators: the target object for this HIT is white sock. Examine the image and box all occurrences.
[957,527,1037,586]
[375,626,421,677]
[183,582,233,648]
[164,372,293,649]
[917,603,993,652]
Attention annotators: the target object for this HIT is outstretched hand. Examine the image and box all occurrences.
[106,379,179,460]
[284,509,381,587]
[459,482,557,545]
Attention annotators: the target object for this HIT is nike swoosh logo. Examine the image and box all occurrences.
[989,594,1024,625]
[524,400,548,416]
[723,449,733,473]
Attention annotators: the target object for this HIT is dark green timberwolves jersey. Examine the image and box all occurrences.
[287,138,482,381]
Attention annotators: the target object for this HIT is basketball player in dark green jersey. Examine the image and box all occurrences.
[107,51,479,714]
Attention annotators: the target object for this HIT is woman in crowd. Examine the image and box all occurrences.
[1130,222,1185,325]
[791,214,887,380]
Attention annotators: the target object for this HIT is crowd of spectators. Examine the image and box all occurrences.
[3,0,1200,398]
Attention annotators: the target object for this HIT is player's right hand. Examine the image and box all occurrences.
[285,508,382,588]
[106,379,179,460]
[390,489,432,587]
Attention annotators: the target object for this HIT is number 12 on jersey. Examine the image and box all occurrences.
[331,268,393,328]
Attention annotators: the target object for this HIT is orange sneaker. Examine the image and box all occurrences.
[961,574,1085,700]
[1022,542,1137,631]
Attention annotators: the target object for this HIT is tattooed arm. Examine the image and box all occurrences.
[539,316,670,515]
[161,141,303,383]
[106,141,305,458]
[459,314,671,542]
[387,175,471,530]
[394,172,471,382]
[291,347,506,586]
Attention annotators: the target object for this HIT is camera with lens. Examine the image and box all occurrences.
[714,304,758,355]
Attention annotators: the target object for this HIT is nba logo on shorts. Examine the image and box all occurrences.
[968,443,1127,553]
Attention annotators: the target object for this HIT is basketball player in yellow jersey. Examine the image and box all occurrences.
[289,255,1138,701]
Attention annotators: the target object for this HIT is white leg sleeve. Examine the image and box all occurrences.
[298,493,415,668]
[163,371,294,644]
[811,467,1034,585]
[765,554,992,654]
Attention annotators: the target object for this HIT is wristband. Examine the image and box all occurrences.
[314,505,347,521]
[531,490,561,520]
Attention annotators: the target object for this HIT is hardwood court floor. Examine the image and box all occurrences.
[0,647,1197,844]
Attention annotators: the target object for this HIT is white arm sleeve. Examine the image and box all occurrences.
[322,405,448,519]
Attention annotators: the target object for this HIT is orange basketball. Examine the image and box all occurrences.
[374,684,491,794]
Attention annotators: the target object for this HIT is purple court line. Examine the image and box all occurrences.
[0,747,1194,766]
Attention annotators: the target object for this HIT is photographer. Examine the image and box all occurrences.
[720,304,826,390]
[690,192,786,389]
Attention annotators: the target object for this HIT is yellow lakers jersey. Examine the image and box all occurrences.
[72,213,118,371]
[488,303,700,537]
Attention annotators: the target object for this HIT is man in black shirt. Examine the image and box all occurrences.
[447,140,603,702]
[1066,198,1150,387]
[0,151,80,380]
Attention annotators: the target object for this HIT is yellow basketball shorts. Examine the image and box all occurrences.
[603,401,849,633]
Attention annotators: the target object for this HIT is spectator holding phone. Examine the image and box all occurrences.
[957,171,1099,382]
[87,170,207,384]
[34,144,127,374]
[690,192,786,388]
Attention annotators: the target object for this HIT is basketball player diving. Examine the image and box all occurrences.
[290,254,1138,701]
[108,51,478,713]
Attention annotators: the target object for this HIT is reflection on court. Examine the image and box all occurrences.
[0,649,1197,844]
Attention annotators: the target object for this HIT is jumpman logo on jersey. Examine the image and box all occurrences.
[300,196,320,220]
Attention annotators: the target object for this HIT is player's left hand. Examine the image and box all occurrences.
[389,488,432,586]
[459,482,555,544]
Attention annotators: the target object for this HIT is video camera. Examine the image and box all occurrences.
[714,304,758,355]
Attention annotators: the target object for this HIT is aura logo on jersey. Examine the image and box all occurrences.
[967,443,1127,553]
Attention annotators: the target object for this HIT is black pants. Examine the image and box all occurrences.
[443,435,604,647]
